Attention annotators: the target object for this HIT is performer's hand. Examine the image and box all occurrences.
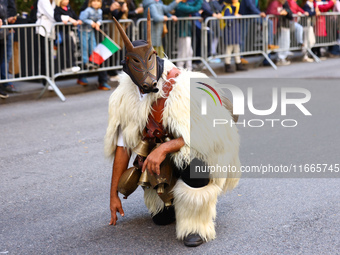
[109,195,125,226]
[142,145,167,176]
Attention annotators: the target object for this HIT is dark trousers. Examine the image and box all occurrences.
[152,159,210,225]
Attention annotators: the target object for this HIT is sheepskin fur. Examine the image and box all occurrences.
[104,58,241,240]
[173,179,222,241]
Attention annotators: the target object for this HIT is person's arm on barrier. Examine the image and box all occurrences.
[142,137,185,176]
[317,0,335,12]
[109,146,130,226]
[176,0,203,15]
[163,0,182,14]
[245,0,262,15]
[7,0,17,19]
[0,19,2,28]
[149,4,166,22]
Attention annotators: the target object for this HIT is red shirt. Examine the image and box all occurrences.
[287,0,305,14]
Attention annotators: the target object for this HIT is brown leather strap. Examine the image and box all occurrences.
[144,67,181,141]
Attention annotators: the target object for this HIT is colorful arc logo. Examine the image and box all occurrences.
[196,82,222,115]
[196,82,222,106]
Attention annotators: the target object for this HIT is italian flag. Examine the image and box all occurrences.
[89,37,120,65]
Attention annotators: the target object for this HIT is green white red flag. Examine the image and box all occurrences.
[89,36,120,65]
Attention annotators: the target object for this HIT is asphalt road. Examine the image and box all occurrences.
[1,60,340,254]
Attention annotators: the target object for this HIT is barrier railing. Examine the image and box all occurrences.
[50,19,135,83]
[204,15,277,70]
[136,17,217,77]
[265,13,340,63]
[1,14,340,101]
[312,12,340,48]
[0,23,65,101]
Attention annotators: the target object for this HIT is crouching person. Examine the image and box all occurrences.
[105,11,241,247]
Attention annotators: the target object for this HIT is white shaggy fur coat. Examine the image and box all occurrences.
[104,59,241,241]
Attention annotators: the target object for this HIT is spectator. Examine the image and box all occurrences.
[54,0,82,72]
[287,0,307,47]
[266,0,293,66]
[0,3,9,99]
[239,0,278,50]
[221,0,247,72]
[78,0,127,85]
[143,0,181,58]
[175,0,203,71]
[302,0,317,62]
[0,0,16,93]
[36,0,56,88]
[313,0,335,58]
[126,0,144,22]
[201,0,223,58]
[78,0,113,90]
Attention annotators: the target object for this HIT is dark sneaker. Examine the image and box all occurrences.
[224,64,235,73]
[98,83,111,91]
[4,84,19,93]
[0,89,9,99]
[183,233,204,247]
[77,78,88,86]
[236,63,248,71]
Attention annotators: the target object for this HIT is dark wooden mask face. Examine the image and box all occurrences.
[113,9,159,93]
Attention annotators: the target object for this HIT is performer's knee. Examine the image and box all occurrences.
[180,160,210,188]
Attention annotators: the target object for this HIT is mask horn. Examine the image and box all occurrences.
[147,9,152,47]
[113,17,133,52]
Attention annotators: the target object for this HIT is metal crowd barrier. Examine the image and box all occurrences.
[0,23,65,101]
[312,12,340,48]
[50,19,134,84]
[204,15,276,69]
[136,17,217,77]
[1,14,340,102]
[265,13,340,63]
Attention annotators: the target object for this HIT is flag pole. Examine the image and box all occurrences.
[98,28,121,50]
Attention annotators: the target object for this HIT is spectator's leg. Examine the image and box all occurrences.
[39,35,47,85]
[278,28,290,60]
[267,19,274,46]
[81,31,88,64]
[234,44,241,64]
[294,22,303,45]
[225,44,232,65]
[186,37,193,71]
[177,37,185,69]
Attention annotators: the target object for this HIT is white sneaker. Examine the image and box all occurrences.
[277,59,291,66]
[110,75,120,82]
[303,56,314,63]
[71,66,81,72]
[48,86,54,91]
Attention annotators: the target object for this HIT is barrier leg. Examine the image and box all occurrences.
[200,58,217,78]
[37,78,66,102]
[262,53,277,70]
[307,48,321,63]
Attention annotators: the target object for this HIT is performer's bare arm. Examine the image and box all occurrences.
[109,146,130,226]
[142,137,185,176]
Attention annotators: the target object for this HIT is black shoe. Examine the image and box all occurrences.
[152,206,176,225]
[224,64,235,73]
[4,84,19,93]
[236,63,248,71]
[183,233,204,247]
[0,89,9,99]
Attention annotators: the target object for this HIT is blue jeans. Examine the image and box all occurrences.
[294,22,303,45]
[0,33,13,86]
[81,30,96,64]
